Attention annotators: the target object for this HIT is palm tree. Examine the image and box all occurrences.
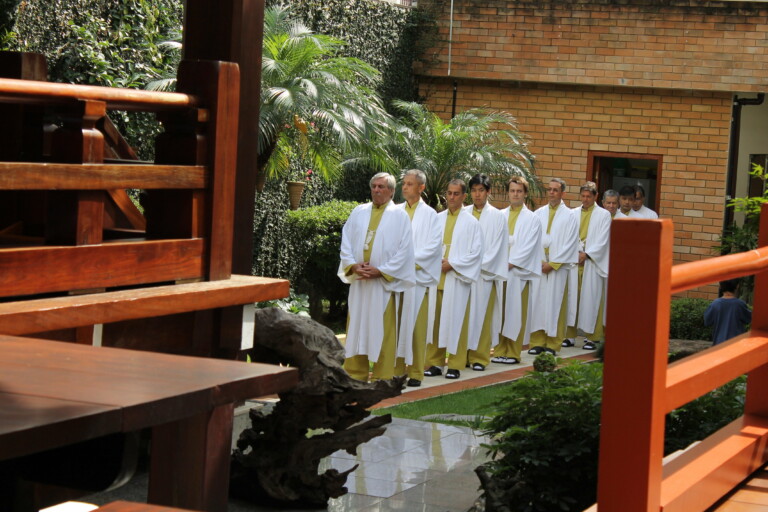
[384,100,539,208]
[258,5,394,184]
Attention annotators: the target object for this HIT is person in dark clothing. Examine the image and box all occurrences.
[703,278,752,345]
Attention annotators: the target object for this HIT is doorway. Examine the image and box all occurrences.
[588,151,663,212]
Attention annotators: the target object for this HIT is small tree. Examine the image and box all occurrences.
[383,100,540,209]
[259,5,394,184]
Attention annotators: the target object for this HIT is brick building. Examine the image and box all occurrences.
[417,0,768,297]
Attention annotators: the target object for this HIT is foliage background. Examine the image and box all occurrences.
[268,0,440,112]
[3,0,184,159]
[669,298,713,341]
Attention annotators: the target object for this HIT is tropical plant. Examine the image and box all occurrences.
[718,162,768,303]
[258,5,394,183]
[382,100,540,209]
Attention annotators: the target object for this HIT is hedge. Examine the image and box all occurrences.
[669,297,713,341]
[285,200,359,319]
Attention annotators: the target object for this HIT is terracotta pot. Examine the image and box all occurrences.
[287,181,305,210]
[255,170,266,193]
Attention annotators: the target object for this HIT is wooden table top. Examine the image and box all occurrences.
[0,336,297,460]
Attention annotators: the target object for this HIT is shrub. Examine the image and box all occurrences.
[670,298,713,341]
[532,352,557,373]
[665,376,746,453]
[477,363,746,511]
[478,361,603,512]
[285,200,359,319]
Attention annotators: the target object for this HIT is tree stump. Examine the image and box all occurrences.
[230,308,406,506]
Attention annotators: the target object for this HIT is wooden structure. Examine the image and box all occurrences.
[593,205,768,511]
[0,50,288,354]
[0,1,289,507]
[0,338,297,512]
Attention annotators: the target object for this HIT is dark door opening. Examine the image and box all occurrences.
[589,151,663,212]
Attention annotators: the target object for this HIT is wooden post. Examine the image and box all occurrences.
[148,403,235,512]
[745,203,768,417]
[47,99,107,246]
[182,0,266,276]
[596,219,674,511]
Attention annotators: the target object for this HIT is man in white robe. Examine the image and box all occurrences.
[464,174,508,371]
[339,173,415,382]
[395,169,442,387]
[618,185,638,218]
[562,182,612,351]
[494,176,542,364]
[528,178,579,355]
[632,184,658,218]
[424,179,483,380]
[602,189,626,219]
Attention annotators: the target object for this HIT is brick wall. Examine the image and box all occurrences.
[420,0,768,93]
[421,78,731,297]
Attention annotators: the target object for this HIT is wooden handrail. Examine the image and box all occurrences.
[665,332,768,412]
[671,245,768,294]
[596,204,768,511]
[0,162,207,190]
[0,77,200,111]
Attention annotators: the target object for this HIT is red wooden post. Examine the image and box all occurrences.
[148,403,235,512]
[745,203,768,417]
[597,219,674,511]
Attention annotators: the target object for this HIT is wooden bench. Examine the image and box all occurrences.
[0,337,297,512]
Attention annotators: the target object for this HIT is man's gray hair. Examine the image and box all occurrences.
[603,189,619,201]
[370,172,396,190]
[401,169,427,185]
[550,178,566,193]
[448,178,467,194]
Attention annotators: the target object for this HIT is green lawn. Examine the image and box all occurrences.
[372,382,515,427]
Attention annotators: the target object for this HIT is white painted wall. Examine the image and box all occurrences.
[733,97,768,224]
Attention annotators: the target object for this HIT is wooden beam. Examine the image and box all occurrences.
[0,162,206,189]
[661,415,768,511]
[0,275,288,335]
[0,239,205,297]
[182,0,265,275]
[665,332,768,412]
[0,77,199,111]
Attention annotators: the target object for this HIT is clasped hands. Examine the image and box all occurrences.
[351,262,383,280]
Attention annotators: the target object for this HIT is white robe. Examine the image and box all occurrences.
[396,200,442,364]
[530,201,579,337]
[463,203,508,351]
[633,205,658,219]
[573,205,612,333]
[436,209,483,355]
[338,201,415,361]
[613,210,627,219]
[500,205,542,344]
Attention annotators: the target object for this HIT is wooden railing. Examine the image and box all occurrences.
[593,204,768,511]
[0,51,288,354]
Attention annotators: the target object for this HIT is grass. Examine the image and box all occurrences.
[372,381,515,428]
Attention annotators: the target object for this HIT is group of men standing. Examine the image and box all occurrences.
[338,171,656,385]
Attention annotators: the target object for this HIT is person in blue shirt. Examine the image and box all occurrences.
[703,278,752,345]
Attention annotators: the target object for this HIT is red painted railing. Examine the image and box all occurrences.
[593,204,768,511]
